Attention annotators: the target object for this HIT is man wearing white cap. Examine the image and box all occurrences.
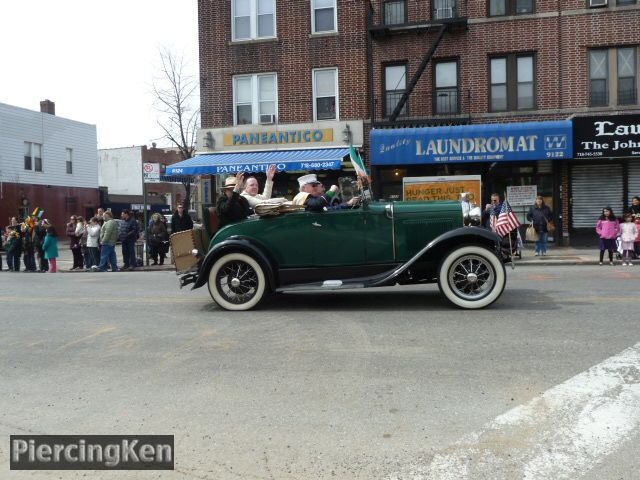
[216,172,253,227]
[292,174,340,212]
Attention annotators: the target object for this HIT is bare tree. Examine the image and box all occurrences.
[152,46,200,209]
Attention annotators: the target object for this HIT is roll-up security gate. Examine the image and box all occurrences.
[570,164,624,229]
[628,162,640,204]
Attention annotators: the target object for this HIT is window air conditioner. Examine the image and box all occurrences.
[589,0,607,6]
[434,7,453,19]
[259,114,276,124]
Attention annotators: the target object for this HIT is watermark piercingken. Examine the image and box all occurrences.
[10,435,174,470]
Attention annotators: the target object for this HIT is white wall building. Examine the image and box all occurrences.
[0,100,98,228]
[98,147,144,196]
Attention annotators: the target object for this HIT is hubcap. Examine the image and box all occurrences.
[448,254,495,301]
[216,260,259,305]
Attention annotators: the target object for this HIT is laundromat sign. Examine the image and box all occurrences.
[573,114,640,158]
[224,128,333,147]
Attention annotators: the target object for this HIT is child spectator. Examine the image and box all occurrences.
[42,221,59,273]
[620,213,639,266]
[596,207,620,266]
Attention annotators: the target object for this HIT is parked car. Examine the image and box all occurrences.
[176,198,509,311]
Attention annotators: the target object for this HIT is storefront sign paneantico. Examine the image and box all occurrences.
[573,114,640,158]
[224,128,333,147]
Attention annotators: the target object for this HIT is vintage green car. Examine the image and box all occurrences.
[179,197,508,311]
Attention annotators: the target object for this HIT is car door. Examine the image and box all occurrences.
[309,208,367,266]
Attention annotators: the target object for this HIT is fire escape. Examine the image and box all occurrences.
[368,0,469,127]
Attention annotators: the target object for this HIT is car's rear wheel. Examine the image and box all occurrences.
[208,252,266,311]
[437,245,505,309]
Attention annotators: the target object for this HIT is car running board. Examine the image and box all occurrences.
[277,279,367,293]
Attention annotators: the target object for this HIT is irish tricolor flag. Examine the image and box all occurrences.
[349,144,368,178]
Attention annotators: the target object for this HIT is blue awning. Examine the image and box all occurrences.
[371,121,572,165]
[165,148,349,176]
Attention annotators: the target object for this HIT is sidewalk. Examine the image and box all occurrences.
[513,246,621,266]
[1,242,174,273]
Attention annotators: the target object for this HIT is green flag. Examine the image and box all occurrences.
[349,144,368,177]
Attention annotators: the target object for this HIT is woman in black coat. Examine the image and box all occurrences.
[526,196,553,256]
[147,214,169,265]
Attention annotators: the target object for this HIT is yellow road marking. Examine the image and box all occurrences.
[58,326,117,350]
[162,329,217,359]
[525,274,560,281]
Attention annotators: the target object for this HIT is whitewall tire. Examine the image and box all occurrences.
[208,252,266,311]
[437,245,506,309]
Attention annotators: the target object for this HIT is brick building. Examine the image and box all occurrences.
[191,0,369,198]
[195,0,640,245]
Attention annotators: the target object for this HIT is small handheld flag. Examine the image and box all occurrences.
[494,201,522,237]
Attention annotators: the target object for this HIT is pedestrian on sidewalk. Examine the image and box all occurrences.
[21,218,37,272]
[171,204,194,234]
[147,213,168,265]
[596,207,620,266]
[92,211,118,272]
[620,213,638,266]
[6,217,22,271]
[85,217,101,269]
[118,209,138,271]
[527,196,553,256]
[42,221,59,273]
[66,215,84,270]
[34,219,48,272]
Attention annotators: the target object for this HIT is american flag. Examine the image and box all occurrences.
[494,200,521,237]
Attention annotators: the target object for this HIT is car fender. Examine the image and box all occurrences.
[418,226,504,263]
[193,237,277,291]
[367,227,505,288]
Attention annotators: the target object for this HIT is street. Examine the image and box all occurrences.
[1,265,640,479]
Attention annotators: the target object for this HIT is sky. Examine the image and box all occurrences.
[0,0,199,149]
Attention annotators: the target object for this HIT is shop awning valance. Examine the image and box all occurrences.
[165,148,349,176]
[370,121,573,165]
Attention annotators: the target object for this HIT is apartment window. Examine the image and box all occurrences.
[489,0,533,16]
[435,61,459,114]
[490,54,535,111]
[384,0,406,25]
[384,64,407,117]
[24,142,31,170]
[233,73,277,125]
[24,142,42,172]
[589,50,608,106]
[589,47,638,106]
[617,0,637,5]
[618,47,637,105]
[434,0,456,20]
[232,0,275,41]
[313,68,338,121]
[66,148,73,174]
[312,0,336,33]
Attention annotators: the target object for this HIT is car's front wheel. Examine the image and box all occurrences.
[437,245,506,309]
[208,252,266,311]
